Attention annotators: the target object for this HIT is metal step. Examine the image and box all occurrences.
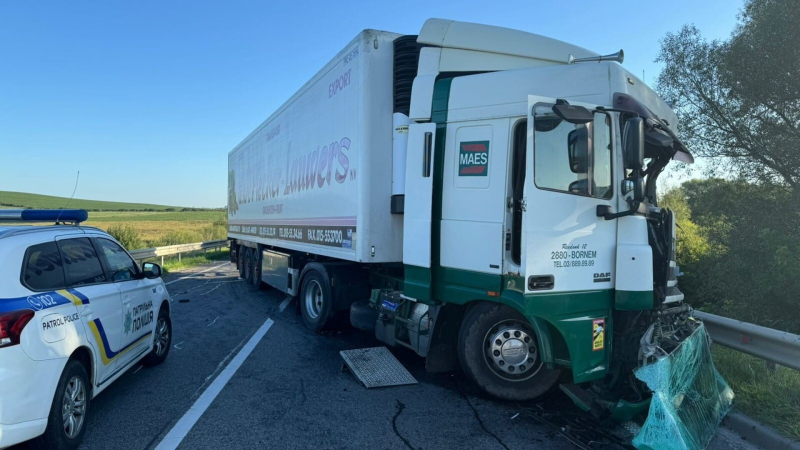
[340,347,417,389]
[560,383,598,412]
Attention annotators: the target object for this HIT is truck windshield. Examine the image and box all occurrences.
[533,108,613,199]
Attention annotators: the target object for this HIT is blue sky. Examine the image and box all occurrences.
[0,0,743,207]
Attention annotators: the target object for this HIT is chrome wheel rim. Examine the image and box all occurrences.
[304,280,324,319]
[154,317,169,356]
[62,376,86,439]
[483,321,542,381]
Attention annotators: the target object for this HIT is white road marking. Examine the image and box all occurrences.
[155,318,274,450]
[278,297,291,312]
[165,262,231,286]
[173,341,185,351]
[133,365,143,375]
[206,316,219,327]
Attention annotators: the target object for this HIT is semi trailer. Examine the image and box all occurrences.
[227,19,731,447]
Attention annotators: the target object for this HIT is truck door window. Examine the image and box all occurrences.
[511,120,526,265]
[533,108,612,199]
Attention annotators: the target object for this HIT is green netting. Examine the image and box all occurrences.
[633,323,734,450]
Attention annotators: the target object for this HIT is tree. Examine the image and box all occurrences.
[656,0,800,188]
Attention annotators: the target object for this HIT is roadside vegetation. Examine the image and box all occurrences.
[656,0,800,439]
[712,347,800,440]
[159,249,229,274]
[100,213,227,249]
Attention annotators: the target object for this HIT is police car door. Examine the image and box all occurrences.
[95,238,156,368]
[57,237,124,382]
[523,96,617,293]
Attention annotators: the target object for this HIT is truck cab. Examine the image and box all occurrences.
[384,20,694,405]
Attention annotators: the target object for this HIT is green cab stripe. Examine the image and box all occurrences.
[615,290,654,310]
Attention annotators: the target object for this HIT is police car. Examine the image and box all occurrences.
[0,210,172,449]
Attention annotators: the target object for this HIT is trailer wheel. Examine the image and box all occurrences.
[300,270,333,332]
[237,246,245,279]
[243,248,253,283]
[251,248,262,289]
[458,302,561,401]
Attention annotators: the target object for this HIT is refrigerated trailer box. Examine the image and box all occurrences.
[228,19,731,448]
[227,30,403,263]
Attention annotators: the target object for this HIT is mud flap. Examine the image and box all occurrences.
[632,323,734,450]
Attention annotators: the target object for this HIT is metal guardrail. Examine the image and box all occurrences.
[694,311,800,371]
[129,239,229,265]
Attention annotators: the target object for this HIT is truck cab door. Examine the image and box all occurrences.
[403,122,437,301]
[523,95,617,294]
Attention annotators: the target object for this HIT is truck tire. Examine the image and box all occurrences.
[237,246,245,279]
[300,269,334,332]
[243,248,253,283]
[350,301,378,331]
[458,302,561,401]
[33,359,90,450]
[251,248,262,289]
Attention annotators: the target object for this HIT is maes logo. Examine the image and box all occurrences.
[458,141,490,176]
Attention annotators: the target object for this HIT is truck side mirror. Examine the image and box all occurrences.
[568,127,589,173]
[622,178,645,202]
[623,117,644,170]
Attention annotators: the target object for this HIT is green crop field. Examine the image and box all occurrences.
[0,190,182,211]
[1,191,227,250]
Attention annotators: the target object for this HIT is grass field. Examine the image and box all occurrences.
[1,191,227,249]
[0,190,183,211]
[713,346,800,441]
[83,211,227,248]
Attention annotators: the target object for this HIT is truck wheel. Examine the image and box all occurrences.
[300,270,333,332]
[237,246,245,279]
[458,302,561,401]
[350,301,378,331]
[251,248,262,289]
[33,359,90,450]
[243,248,253,283]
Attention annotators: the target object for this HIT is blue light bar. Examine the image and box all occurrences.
[0,209,89,224]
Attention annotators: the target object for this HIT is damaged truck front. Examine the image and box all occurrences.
[227,19,732,449]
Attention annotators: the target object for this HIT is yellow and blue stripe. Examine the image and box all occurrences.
[87,319,152,365]
[0,288,89,314]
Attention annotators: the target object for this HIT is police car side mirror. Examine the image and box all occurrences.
[142,262,162,279]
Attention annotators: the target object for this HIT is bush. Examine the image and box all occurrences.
[662,179,800,333]
[107,224,144,250]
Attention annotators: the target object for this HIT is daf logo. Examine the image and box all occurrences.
[502,340,525,357]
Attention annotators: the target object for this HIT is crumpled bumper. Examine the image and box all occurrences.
[633,323,734,450]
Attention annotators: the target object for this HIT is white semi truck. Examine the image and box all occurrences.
[227,19,728,439]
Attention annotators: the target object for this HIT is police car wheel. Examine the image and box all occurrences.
[34,359,90,450]
[458,302,561,401]
[143,309,171,367]
[300,270,333,332]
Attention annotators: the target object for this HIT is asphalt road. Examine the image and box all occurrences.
[12,262,763,450]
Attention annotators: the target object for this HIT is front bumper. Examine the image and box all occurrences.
[0,419,48,449]
[0,346,66,447]
[633,323,734,450]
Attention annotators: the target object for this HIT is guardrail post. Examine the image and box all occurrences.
[178,252,181,262]
[161,255,164,266]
